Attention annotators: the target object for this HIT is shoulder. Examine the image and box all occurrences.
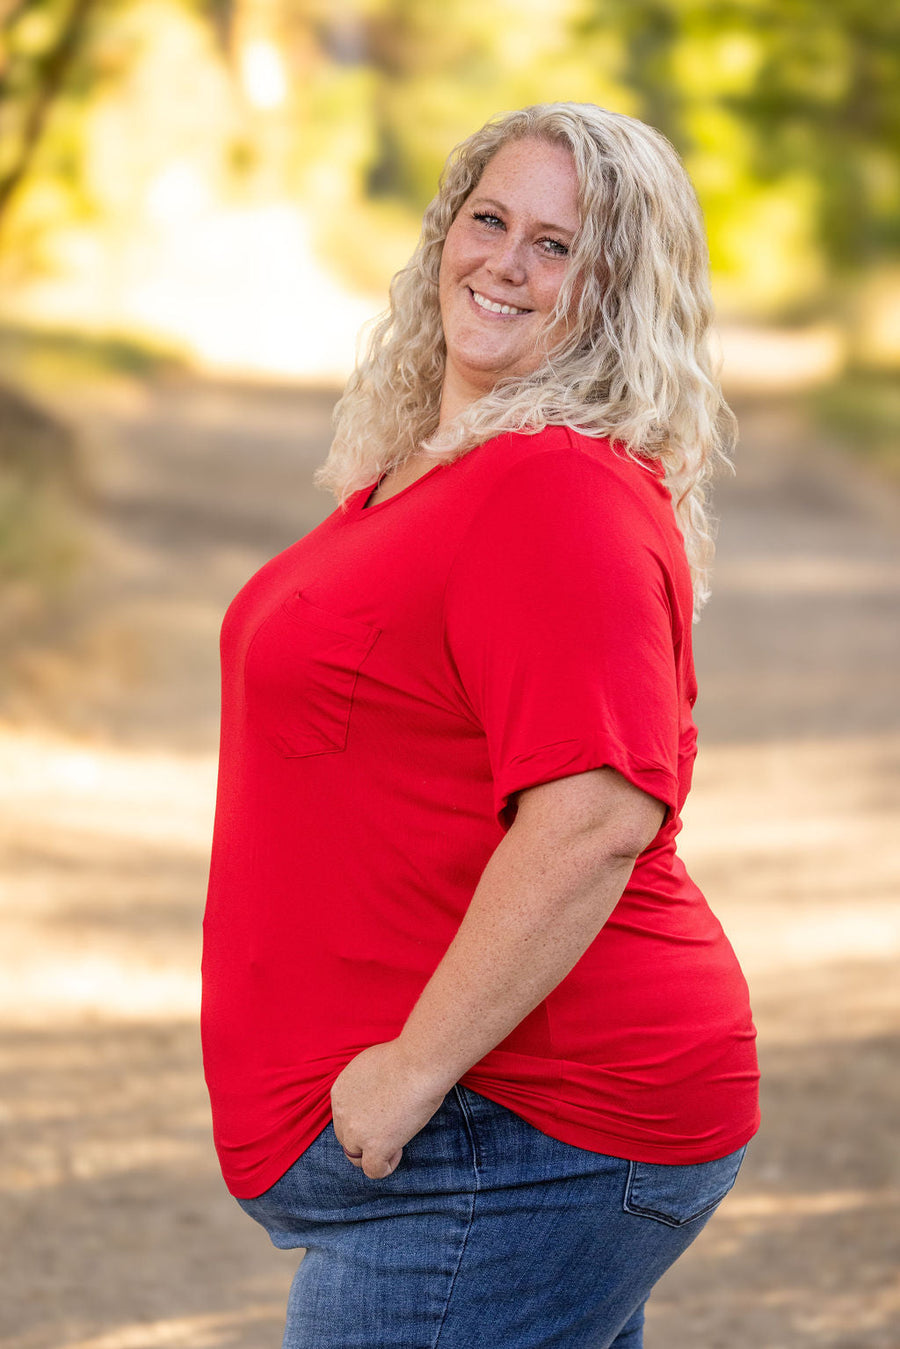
[463,428,673,537]
[443,430,689,650]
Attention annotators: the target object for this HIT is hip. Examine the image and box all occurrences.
[236,1086,749,1348]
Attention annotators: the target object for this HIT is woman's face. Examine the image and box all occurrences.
[437,136,580,420]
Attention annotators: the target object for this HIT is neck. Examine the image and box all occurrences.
[438,362,490,428]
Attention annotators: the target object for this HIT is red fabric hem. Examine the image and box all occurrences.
[458,1079,761,1165]
[217,1086,761,1199]
[493,734,678,828]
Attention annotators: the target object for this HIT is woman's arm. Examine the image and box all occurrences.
[330,765,666,1178]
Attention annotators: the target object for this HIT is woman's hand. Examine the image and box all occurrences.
[330,1040,448,1180]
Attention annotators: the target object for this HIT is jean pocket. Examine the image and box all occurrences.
[622,1144,747,1228]
[244,592,380,758]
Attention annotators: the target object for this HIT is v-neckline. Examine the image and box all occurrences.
[357,462,446,513]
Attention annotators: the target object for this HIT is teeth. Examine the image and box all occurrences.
[472,290,528,316]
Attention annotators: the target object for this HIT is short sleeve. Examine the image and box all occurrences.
[442,445,681,828]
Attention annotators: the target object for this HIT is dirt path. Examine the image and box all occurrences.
[1,378,898,1348]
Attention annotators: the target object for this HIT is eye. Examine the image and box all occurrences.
[472,210,504,229]
[539,237,569,258]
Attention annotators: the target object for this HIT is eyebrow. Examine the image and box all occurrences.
[469,195,577,238]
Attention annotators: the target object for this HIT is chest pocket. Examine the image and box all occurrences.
[244,591,380,758]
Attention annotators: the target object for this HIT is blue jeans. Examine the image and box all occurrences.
[238,1086,746,1349]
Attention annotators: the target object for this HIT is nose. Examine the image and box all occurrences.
[487,232,527,287]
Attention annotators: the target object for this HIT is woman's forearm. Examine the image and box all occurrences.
[330,768,664,1177]
[393,809,638,1093]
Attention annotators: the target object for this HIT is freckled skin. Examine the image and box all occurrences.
[438,138,581,425]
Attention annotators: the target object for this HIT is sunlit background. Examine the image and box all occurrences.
[2,0,899,381]
[1,3,899,1348]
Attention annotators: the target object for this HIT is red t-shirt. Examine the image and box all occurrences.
[201,427,759,1199]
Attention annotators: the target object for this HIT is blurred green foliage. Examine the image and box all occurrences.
[0,370,82,658]
[0,323,185,615]
[240,0,900,319]
[0,321,187,385]
[2,0,898,319]
[1,0,898,477]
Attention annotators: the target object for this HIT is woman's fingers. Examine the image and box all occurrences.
[337,1134,403,1178]
[360,1147,403,1180]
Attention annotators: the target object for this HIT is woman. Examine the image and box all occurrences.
[201,102,759,1348]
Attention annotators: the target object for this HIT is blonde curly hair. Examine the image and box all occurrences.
[315,102,736,615]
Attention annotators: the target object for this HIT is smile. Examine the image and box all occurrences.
[469,288,531,316]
